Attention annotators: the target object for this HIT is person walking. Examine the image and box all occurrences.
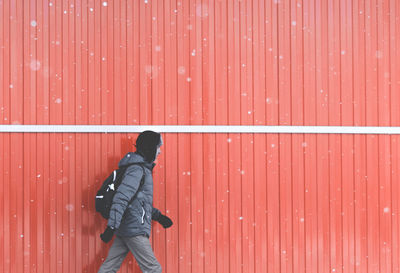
[98,131,173,273]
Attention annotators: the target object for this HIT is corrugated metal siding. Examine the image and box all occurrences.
[1,0,400,272]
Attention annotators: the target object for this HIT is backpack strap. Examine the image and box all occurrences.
[126,163,146,205]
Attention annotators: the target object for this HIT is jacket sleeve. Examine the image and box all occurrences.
[152,207,161,221]
[107,165,144,229]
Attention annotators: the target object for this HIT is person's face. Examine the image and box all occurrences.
[155,135,163,159]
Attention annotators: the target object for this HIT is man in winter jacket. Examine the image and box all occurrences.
[98,131,173,273]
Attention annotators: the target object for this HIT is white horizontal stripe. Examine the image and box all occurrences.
[1,125,400,134]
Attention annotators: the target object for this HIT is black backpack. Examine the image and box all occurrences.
[95,163,144,219]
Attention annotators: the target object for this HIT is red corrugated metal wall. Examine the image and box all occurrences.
[1,0,400,272]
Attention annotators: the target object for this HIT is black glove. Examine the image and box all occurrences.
[158,214,173,228]
[100,226,115,243]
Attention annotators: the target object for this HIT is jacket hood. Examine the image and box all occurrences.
[136,131,161,163]
[118,152,155,170]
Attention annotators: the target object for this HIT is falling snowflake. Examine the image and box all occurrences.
[383,207,390,213]
[178,66,186,74]
[30,59,41,71]
[65,204,74,211]
[196,3,208,17]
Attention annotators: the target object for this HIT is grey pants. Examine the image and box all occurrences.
[98,235,162,273]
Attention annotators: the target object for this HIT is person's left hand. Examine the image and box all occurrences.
[157,214,173,228]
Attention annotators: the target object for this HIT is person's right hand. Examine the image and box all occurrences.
[158,214,173,228]
[100,226,115,243]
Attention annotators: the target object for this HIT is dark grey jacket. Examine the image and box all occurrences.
[107,152,161,237]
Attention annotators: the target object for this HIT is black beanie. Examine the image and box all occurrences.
[135,131,161,163]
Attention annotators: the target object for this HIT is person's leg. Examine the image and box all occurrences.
[125,235,162,273]
[98,236,129,273]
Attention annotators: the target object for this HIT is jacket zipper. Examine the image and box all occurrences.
[141,207,145,224]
